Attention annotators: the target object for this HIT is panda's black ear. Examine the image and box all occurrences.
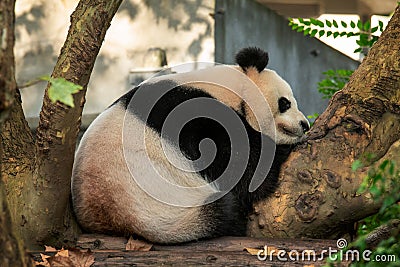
[235,47,269,73]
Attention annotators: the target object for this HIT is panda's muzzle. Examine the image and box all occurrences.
[278,124,300,137]
[278,121,309,138]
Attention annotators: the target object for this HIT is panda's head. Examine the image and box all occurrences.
[235,47,310,144]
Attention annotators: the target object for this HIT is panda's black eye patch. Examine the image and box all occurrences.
[278,97,291,113]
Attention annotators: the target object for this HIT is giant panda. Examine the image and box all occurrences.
[71,47,309,244]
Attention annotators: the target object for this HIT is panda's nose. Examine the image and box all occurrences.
[300,120,310,133]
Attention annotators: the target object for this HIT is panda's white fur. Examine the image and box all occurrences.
[72,47,309,243]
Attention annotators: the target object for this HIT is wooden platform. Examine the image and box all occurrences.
[31,234,342,266]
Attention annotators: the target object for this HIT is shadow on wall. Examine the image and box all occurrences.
[143,0,213,60]
[16,0,214,119]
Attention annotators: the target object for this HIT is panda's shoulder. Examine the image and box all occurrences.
[112,78,214,133]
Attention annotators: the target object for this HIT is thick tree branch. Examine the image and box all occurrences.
[25,0,122,248]
[249,5,400,239]
[0,0,33,265]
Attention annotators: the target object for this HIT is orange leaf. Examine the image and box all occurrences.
[55,248,69,258]
[47,256,74,267]
[37,248,95,267]
[35,253,51,267]
[68,248,95,267]
[244,247,262,256]
[125,236,153,251]
[44,246,57,252]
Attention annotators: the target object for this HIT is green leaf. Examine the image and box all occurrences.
[333,32,339,38]
[340,32,347,37]
[379,160,390,171]
[310,29,318,37]
[319,30,325,37]
[303,20,311,26]
[379,20,384,31]
[388,161,395,175]
[354,47,362,53]
[363,21,371,31]
[326,20,332,27]
[317,20,324,27]
[357,33,371,47]
[357,20,363,30]
[350,21,356,28]
[333,19,338,28]
[369,185,381,197]
[352,160,363,171]
[380,196,396,213]
[317,69,353,99]
[41,76,83,107]
[298,18,304,23]
[310,18,319,26]
[371,26,379,33]
[296,26,304,32]
[304,28,311,36]
[360,33,369,41]
[307,113,319,119]
[341,21,347,27]
[326,31,332,37]
[357,180,368,193]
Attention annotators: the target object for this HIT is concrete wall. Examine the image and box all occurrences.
[16,0,214,119]
[215,0,360,116]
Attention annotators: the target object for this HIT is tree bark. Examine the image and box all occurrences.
[31,0,122,248]
[2,0,122,250]
[249,6,400,239]
[0,0,32,265]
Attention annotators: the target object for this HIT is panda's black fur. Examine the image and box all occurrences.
[235,47,269,73]
[72,47,307,243]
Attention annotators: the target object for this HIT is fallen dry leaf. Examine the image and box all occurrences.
[35,247,94,267]
[34,253,51,266]
[68,248,95,267]
[244,247,263,256]
[55,248,69,258]
[44,246,57,252]
[244,245,279,257]
[47,255,74,267]
[125,236,153,251]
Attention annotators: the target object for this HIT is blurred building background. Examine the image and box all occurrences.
[15,0,396,125]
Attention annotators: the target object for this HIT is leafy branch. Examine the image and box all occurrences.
[351,160,400,267]
[288,17,385,54]
[317,69,353,99]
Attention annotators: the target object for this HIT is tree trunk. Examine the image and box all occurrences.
[0,0,32,265]
[1,0,122,250]
[248,6,400,239]
[31,0,122,249]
